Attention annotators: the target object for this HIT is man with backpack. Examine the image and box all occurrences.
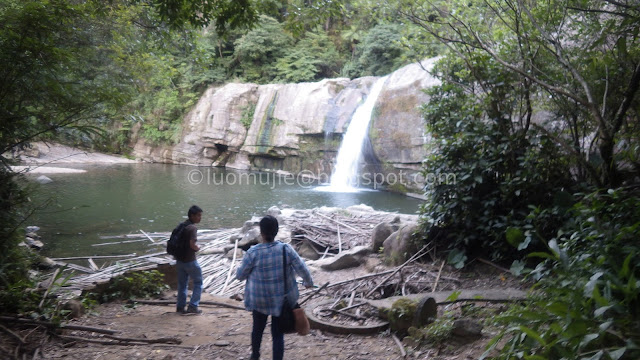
[172,205,204,315]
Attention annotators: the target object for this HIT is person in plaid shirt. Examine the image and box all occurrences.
[236,215,314,360]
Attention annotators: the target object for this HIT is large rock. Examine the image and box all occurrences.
[311,246,371,271]
[238,228,261,251]
[382,222,420,266]
[368,58,441,191]
[131,58,441,192]
[36,175,53,184]
[371,222,394,253]
[452,319,483,338]
[297,241,320,260]
[25,237,44,250]
[61,300,85,319]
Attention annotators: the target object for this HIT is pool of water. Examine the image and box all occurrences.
[28,163,423,258]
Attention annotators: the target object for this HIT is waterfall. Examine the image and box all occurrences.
[326,76,388,192]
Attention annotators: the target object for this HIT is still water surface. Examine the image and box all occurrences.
[30,164,422,258]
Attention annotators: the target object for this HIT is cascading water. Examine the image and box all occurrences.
[323,76,388,192]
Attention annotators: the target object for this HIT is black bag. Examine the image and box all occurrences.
[167,221,190,259]
[279,245,298,334]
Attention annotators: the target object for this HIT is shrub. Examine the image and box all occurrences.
[487,188,640,360]
[95,270,168,303]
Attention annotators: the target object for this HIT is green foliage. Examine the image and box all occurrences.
[149,0,258,34]
[95,270,168,303]
[384,298,418,333]
[420,60,575,263]
[0,279,40,316]
[343,23,407,77]
[0,266,74,322]
[233,15,294,83]
[240,103,257,129]
[275,31,343,82]
[407,314,455,347]
[486,189,640,360]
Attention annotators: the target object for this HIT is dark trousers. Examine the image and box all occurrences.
[251,311,284,360]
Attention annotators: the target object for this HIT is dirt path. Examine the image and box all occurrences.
[42,292,403,360]
[38,260,521,359]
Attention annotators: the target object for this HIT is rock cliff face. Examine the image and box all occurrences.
[132,58,440,192]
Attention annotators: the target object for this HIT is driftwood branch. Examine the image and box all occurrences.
[56,334,179,346]
[432,260,445,292]
[39,268,60,310]
[477,257,511,273]
[51,254,137,261]
[104,334,181,344]
[0,316,119,335]
[392,334,407,358]
[299,282,329,306]
[0,323,25,344]
[365,244,432,298]
[315,212,364,235]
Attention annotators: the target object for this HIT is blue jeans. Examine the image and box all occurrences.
[176,260,202,309]
[251,311,284,360]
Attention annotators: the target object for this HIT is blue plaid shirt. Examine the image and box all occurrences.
[236,241,314,316]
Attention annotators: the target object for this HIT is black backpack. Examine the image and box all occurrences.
[167,221,190,259]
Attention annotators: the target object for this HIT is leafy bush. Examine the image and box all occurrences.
[420,79,575,265]
[486,188,640,360]
[95,270,168,303]
[343,23,407,78]
[233,15,293,83]
[275,31,342,82]
[240,103,256,129]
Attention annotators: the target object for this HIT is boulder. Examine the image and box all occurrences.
[26,226,40,233]
[266,206,284,225]
[238,228,261,251]
[240,217,260,234]
[382,223,420,266]
[225,248,244,260]
[37,257,58,270]
[390,215,403,231]
[452,319,483,338]
[61,300,85,319]
[371,222,394,252]
[26,232,40,239]
[266,206,281,217]
[297,241,320,260]
[312,246,371,271]
[25,237,44,250]
[36,175,53,184]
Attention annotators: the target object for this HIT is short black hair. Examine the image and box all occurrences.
[188,205,202,218]
[259,215,279,243]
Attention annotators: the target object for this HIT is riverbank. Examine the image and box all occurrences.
[14,142,137,166]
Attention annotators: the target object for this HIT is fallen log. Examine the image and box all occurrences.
[104,334,181,344]
[56,334,177,346]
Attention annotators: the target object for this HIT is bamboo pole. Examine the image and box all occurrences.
[315,212,364,234]
[139,229,155,243]
[51,254,137,261]
[365,244,431,298]
[219,239,238,295]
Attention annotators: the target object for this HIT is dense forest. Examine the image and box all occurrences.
[1,1,639,359]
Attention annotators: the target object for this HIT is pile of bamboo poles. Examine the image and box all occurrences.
[55,228,246,296]
[285,209,398,255]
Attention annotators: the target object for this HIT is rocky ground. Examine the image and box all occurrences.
[1,258,526,360]
[9,142,136,175]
